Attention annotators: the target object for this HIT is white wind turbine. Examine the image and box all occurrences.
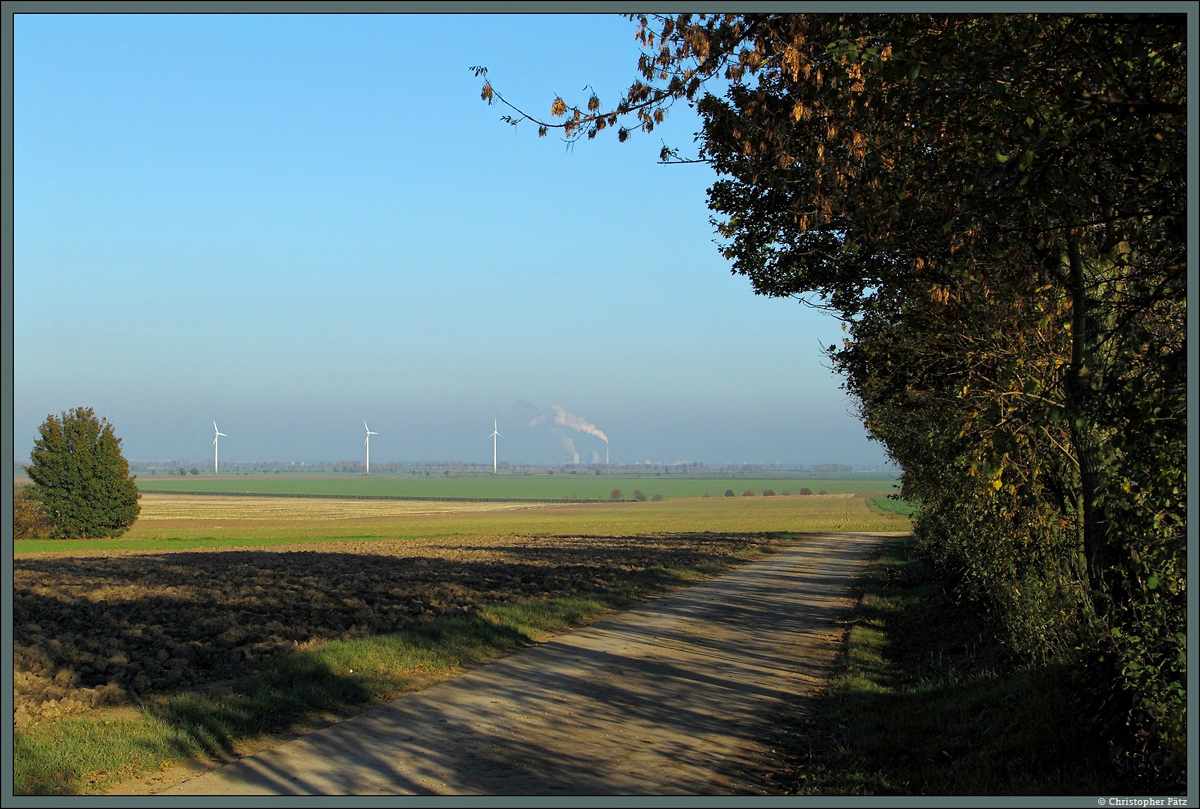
[491,418,502,474]
[363,421,377,475]
[212,421,226,475]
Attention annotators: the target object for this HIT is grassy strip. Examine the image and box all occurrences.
[771,534,1119,795]
[12,546,768,795]
[131,476,899,500]
[865,495,920,519]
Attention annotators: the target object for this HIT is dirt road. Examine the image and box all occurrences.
[156,532,894,796]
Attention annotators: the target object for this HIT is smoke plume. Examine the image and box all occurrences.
[555,430,579,464]
[551,404,608,443]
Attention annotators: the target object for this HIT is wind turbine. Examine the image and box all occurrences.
[363,421,377,475]
[212,421,226,475]
[491,419,502,474]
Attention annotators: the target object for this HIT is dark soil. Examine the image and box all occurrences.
[13,532,774,728]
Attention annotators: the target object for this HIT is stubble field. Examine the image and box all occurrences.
[13,490,909,730]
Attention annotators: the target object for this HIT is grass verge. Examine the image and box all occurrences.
[13,546,764,796]
[768,534,1122,795]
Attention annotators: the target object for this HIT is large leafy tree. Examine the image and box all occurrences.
[27,407,141,538]
[477,12,1186,786]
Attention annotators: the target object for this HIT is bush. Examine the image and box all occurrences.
[651,494,664,501]
[724,489,735,497]
[763,489,775,497]
[632,490,647,501]
[12,487,52,539]
[743,490,754,497]
[799,487,813,495]
[610,489,622,500]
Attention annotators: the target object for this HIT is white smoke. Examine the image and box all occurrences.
[551,404,608,444]
[555,430,579,464]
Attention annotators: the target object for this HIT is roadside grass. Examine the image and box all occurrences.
[865,495,920,519]
[12,545,767,796]
[773,534,1120,796]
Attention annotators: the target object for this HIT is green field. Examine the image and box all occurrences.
[130,475,899,501]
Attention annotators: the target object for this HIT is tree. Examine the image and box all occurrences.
[27,407,140,538]
[476,12,1185,788]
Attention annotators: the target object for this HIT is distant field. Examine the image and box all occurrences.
[130,475,899,501]
[13,491,913,553]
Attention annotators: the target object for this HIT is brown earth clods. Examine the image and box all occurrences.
[13,532,776,729]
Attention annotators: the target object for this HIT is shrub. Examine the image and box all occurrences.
[632,490,647,501]
[743,490,754,497]
[799,487,813,495]
[724,489,735,497]
[763,489,775,496]
[610,489,622,500]
[12,487,52,539]
[651,494,664,501]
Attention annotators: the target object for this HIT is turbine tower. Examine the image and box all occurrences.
[491,419,502,474]
[363,421,377,475]
[212,421,226,475]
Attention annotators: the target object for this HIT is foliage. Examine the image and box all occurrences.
[13,486,53,539]
[27,407,141,538]
[476,12,1186,787]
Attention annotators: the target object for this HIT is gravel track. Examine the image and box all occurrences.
[158,533,894,796]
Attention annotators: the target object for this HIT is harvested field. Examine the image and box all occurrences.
[13,530,773,729]
[134,493,550,521]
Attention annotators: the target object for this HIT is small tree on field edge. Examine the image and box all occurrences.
[27,407,140,538]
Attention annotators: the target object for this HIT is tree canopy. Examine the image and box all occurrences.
[27,407,141,538]
[477,12,1187,789]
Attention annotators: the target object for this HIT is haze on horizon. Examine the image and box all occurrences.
[12,13,893,471]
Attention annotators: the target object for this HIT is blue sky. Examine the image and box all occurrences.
[12,12,893,469]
